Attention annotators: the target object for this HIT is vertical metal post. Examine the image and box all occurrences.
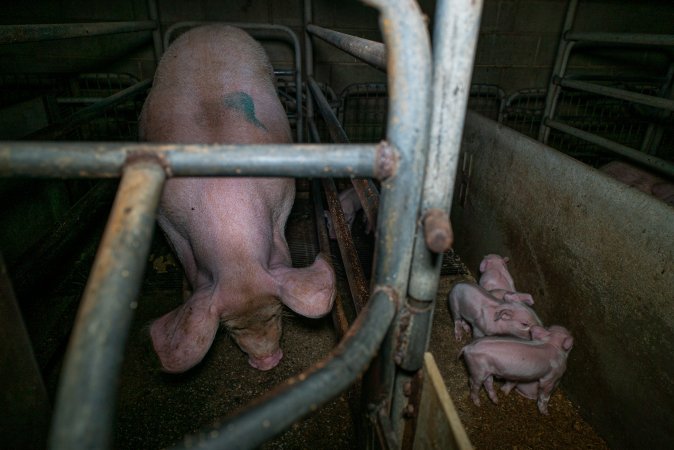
[538,0,579,142]
[360,0,432,443]
[147,0,164,63]
[49,161,166,450]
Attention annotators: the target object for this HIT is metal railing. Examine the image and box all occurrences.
[0,0,483,449]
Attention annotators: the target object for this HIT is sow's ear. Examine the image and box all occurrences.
[494,308,512,321]
[272,253,336,318]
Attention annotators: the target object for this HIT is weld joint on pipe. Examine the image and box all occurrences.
[422,208,453,254]
[371,284,401,311]
[374,140,398,180]
[125,150,173,177]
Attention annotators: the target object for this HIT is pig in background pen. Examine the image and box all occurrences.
[450,254,574,415]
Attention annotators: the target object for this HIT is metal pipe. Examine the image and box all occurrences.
[304,0,316,139]
[538,0,579,142]
[306,24,386,72]
[0,21,156,44]
[559,78,674,111]
[0,252,51,450]
[162,22,303,142]
[323,178,370,313]
[360,0,432,442]
[170,288,398,450]
[26,79,151,140]
[311,179,350,337]
[147,0,164,62]
[0,142,391,179]
[408,0,483,305]
[307,76,380,228]
[49,161,166,450]
[545,119,674,177]
[565,31,674,47]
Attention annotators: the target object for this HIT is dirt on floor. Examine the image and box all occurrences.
[112,198,609,449]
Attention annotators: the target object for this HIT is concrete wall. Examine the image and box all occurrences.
[452,112,674,449]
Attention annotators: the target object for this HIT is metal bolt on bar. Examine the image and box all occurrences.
[306,24,386,71]
[171,288,398,450]
[0,21,157,44]
[0,142,392,179]
[49,161,166,450]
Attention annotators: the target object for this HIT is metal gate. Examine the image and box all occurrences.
[0,0,483,448]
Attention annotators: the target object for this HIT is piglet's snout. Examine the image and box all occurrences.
[248,348,283,371]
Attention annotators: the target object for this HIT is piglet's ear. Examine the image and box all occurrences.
[494,309,512,321]
[480,259,488,272]
[504,292,534,305]
[503,256,510,264]
[562,336,574,351]
[530,325,549,341]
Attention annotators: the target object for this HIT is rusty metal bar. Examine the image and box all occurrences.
[49,161,166,450]
[163,22,303,142]
[171,288,398,450]
[26,79,151,140]
[306,24,386,71]
[0,142,390,179]
[0,21,156,44]
[311,179,350,337]
[323,178,370,313]
[0,252,51,450]
[307,76,380,229]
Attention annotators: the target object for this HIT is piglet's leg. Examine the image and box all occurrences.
[271,253,336,318]
[469,377,482,406]
[149,289,220,373]
[484,375,499,404]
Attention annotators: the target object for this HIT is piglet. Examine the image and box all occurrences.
[325,187,371,239]
[448,282,541,341]
[460,325,574,414]
[478,254,515,291]
[600,160,674,206]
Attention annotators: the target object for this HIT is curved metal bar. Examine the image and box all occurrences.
[306,24,386,71]
[170,288,398,450]
[0,142,390,179]
[49,161,166,450]
[0,21,156,44]
[162,21,303,142]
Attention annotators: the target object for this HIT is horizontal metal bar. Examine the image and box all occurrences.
[565,31,674,47]
[0,142,391,179]
[49,161,166,450]
[307,24,386,71]
[545,119,674,177]
[0,21,156,44]
[172,288,397,450]
[27,79,151,140]
[559,78,674,111]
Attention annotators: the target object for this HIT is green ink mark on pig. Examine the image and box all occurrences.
[222,92,268,131]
